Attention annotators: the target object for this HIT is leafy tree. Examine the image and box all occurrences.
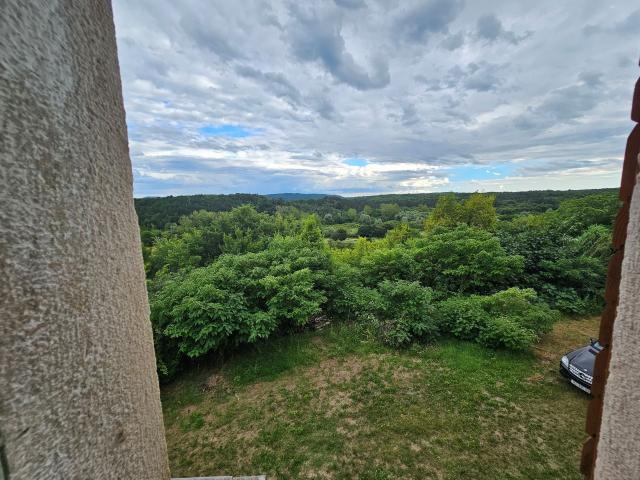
[459,193,497,230]
[424,193,497,231]
[145,234,204,277]
[359,213,373,224]
[300,214,324,245]
[346,208,358,221]
[380,203,401,220]
[357,223,389,238]
[329,228,348,241]
[498,211,611,314]
[424,193,459,230]
[360,247,419,286]
[554,193,619,235]
[415,226,524,295]
[384,222,411,247]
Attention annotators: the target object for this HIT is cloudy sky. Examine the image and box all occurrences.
[112,0,638,197]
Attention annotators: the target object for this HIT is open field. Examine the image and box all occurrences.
[161,317,598,479]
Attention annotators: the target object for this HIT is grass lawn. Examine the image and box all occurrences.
[161,317,598,479]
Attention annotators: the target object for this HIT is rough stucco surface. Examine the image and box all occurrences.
[0,1,169,479]
[594,170,640,479]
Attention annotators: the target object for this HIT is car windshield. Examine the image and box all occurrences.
[592,341,603,351]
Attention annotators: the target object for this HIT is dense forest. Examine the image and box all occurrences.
[136,189,618,381]
[135,188,617,228]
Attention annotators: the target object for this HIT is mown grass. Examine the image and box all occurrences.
[161,317,597,479]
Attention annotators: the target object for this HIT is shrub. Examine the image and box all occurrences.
[497,213,611,316]
[330,277,438,348]
[260,268,326,328]
[360,247,419,286]
[435,288,559,351]
[357,223,389,238]
[150,235,331,380]
[374,280,438,347]
[436,296,488,340]
[477,316,538,350]
[415,226,524,296]
[479,288,557,336]
[538,285,593,316]
[329,228,348,241]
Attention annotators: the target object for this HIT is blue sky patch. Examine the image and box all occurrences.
[199,124,257,138]
[448,164,513,182]
[344,157,369,167]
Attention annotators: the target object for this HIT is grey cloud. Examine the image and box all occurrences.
[515,157,620,176]
[578,71,603,88]
[387,100,420,126]
[235,65,302,105]
[180,13,243,61]
[460,62,504,91]
[401,104,420,126]
[334,0,366,9]
[422,62,505,92]
[311,93,340,120]
[397,0,465,42]
[440,31,465,50]
[288,6,390,90]
[617,9,640,35]
[512,73,606,134]
[584,9,640,36]
[476,14,529,45]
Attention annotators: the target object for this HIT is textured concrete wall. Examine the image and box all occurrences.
[0,1,169,479]
[594,166,640,479]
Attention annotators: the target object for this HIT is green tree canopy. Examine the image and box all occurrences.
[415,226,524,295]
[424,193,497,231]
[379,203,401,220]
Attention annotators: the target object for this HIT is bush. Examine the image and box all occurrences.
[477,316,538,350]
[150,235,331,380]
[357,223,389,238]
[415,226,524,296]
[374,280,438,347]
[436,288,559,351]
[497,213,611,316]
[539,285,593,316]
[328,276,438,348]
[479,288,557,336]
[436,296,488,340]
[329,228,348,241]
[260,268,326,327]
[360,247,419,286]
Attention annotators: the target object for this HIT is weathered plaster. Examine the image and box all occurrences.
[0,1,169,479]
[594,164,640,479]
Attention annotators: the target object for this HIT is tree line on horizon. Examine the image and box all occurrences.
[134,187,617,229]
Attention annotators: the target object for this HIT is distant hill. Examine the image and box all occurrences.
[266,193,329,201]
[134,188,618,228]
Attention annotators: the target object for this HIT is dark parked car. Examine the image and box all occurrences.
[559,340,602,394]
